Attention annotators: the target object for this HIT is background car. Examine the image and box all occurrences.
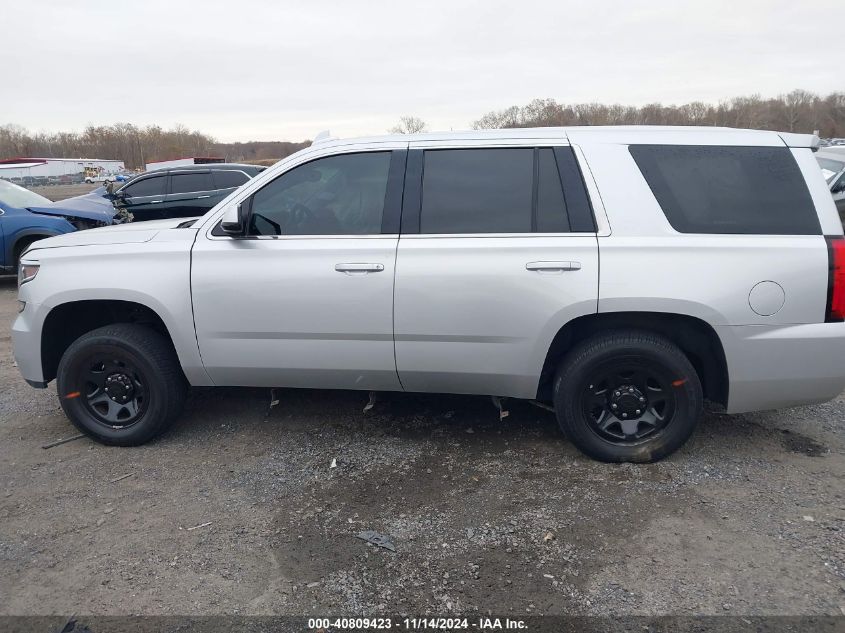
[110,163,266,221]
[816,150,845,218]
[0,179,117,273]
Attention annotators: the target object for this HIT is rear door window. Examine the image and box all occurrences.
[170,172,214,194]
[420,148,533,234]
[213,170,250,189]
[414,147,594,234]
[630,145,820,235]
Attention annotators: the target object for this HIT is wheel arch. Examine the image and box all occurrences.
[40,299,179,384]
[9,228,67,266]
[536,311,729,407]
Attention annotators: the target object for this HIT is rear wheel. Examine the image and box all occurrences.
[56,324,187,446]
[554,330,702,463]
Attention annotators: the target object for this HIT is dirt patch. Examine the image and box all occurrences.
[780,429,828,456]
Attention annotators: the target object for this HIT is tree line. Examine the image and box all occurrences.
[2,90,843,169]
[471,90,845,137]
[0,123,310,170]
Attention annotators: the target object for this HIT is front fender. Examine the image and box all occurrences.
[23,238,211,386]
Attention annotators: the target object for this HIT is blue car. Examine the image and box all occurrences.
[0,179,117,273]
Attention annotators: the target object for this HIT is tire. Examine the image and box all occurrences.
[56,324,187,446]
[553,330,702,463]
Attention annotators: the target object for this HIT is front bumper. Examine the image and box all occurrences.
[12,300,47,387]
[718,321,845,414]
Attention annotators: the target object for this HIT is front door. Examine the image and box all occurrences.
[394,144,600,399]
[191,147,407,391]
[115,173,169,221]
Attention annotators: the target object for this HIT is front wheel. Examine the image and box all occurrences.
[56,324,187,446]
[554,330,702,463]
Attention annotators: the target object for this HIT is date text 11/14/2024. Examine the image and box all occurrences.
[307,617,528,630]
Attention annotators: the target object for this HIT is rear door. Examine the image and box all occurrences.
[393,141,600,399]
[165,170,216,218]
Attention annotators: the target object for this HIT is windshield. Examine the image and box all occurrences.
[0,178,51,208]
[817,157,845,184]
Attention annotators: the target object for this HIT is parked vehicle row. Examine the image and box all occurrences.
[0,163,265,272]
[0,179,117,273]
[13,126,845,463]
[816,150,845,217]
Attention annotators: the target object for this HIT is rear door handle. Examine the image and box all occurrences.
[335,263,385,274]
[526,261,581,272]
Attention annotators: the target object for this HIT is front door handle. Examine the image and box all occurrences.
[526,261,581,273]
[335,263,385,274]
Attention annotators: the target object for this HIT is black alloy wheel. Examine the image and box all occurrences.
[554,330,703,463]
[57,324,187,446]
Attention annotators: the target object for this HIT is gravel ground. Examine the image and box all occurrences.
[0,275,843,617]
[28,183,104,201]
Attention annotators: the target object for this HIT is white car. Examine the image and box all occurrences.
[13,126,845,462]
[817,150,845,217]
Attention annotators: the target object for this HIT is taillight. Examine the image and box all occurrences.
[826,237,845,322]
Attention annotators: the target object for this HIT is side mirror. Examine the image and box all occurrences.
[220,201,249,236]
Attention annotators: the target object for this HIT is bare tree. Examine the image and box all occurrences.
[472,90,845,138]
[389,116,428,134]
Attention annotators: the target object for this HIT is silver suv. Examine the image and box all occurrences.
[13,126,845,462]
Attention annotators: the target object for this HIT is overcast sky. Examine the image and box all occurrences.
[5,0,843,142]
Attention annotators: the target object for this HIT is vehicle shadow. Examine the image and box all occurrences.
[172,384,835,463]
[177,385,564,445]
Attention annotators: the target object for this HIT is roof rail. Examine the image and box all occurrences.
[312,130,334,146]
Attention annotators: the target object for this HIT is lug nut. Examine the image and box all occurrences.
[629,387,635,392]
[622,413,628,418]
[611,403,618,409]
[639,396,645,402]
[615,391,620,397]
[635,409,641,415]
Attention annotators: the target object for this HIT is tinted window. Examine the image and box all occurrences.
[630,145,820,235]
[421,149,533,233]
[123,175,166,197]
[536,148,570,232]
[170,172,213,194]
[213,170,250,189]
[248,152,391,236]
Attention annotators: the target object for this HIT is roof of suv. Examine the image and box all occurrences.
[313,126,818,150]
[163,163,265,174]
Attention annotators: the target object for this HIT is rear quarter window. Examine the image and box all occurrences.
[629,145,820,235]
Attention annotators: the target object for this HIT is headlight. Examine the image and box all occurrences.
[18,262,40,287]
